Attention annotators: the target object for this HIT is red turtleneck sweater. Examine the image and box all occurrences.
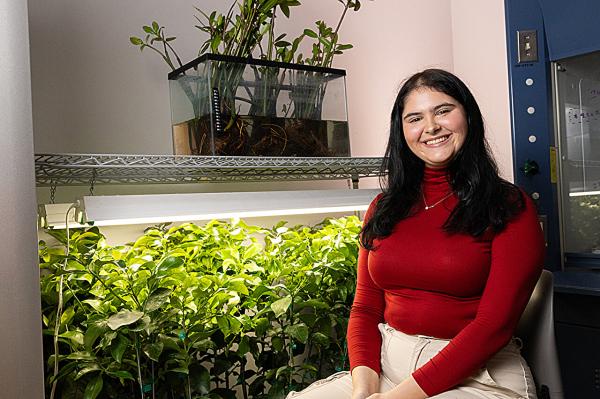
[347,168,545,396]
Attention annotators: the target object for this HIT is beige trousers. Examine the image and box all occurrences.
[286,323,537,399]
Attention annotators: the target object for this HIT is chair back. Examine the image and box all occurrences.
[515,270,564,399]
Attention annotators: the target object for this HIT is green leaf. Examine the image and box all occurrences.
[270,296,292,317]
[156,256,184,277]
[228,279,249,296]
[83,374,103,399]
[217,315,229,334]
[84,322,108,351]
[303,29,318,38]
[143,341,164,362]
[60,306,75,327]
[271,336,284,352]
[295,299,328,310]
[275,365,291,380]
[190,364,210,394]
[170,366,189,375]
[159,334,181,351]
[75,364,101,380]
[110,335,129,363]
[237,335,250,356]
[129,315,151,333]
[144,288,171,312]
[60,330,84,346]
[151,21,159,32]
[311,332,330,347]
[285,323,309,343]
[106,370,134,380]
[107,310,144,330]
[242,242,262,260]
[82,299,103,312]
[228,316,242,334]
[255,317,270,336]
[66,351,96,361]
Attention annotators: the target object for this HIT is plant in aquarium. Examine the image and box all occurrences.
[40,216,361,398]
[130,0,369,156]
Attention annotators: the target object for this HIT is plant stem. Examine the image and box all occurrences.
[49,203,77,399]
[288,295,295,389]
[333,2,350,37]
[49,273,64,399]
[152,361,156,399]
[267,9,275,60]
[144,43,176,70]
[135,335,144,398]
[86,265,129,306]
[64,280,89,316]
[240,358,249,399]
[322,2,350,68]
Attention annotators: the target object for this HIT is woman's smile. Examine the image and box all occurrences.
[423,134,451,146]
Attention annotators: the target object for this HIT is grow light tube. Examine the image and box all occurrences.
[79,189,381,227]
[569,190,600,197]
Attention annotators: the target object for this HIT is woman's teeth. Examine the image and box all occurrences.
[425,136,449,145]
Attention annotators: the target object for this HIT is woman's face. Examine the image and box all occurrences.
[401,88,468,169]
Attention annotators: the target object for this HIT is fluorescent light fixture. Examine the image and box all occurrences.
[74,189,380,227]
[569,190,600,197]
[38,203,85,229]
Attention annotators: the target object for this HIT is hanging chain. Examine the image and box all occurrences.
[89,169,97,196]
[50,182,57,204]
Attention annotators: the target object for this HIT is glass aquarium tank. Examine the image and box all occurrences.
[168,54,351,157]
[554,50,600,256]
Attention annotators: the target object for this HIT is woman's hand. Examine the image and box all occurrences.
[351,366,379,399]
[369,376,428,399]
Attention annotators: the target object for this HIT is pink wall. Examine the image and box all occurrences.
[297,0,512,184]
[282,0,455,188]
[451,0,513,180]
[328,1,454,159]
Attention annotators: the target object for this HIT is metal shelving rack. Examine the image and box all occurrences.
[35,154,385,187]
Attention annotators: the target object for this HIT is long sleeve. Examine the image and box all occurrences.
[411,196,545,396]
[347,194,385,374]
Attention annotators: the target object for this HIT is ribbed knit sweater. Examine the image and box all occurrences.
[347,167,545,396]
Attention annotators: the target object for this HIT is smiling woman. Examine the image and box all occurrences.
[285,69,545,399]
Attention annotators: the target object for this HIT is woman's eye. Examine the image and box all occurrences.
[408,117,422,123]
[437,108,450,115]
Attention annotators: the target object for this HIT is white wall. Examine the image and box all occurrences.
[1,0,44,396]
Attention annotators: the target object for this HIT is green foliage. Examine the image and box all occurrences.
[129,0,367,71]
[40,216,362,398]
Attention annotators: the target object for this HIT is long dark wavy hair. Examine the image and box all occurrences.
[361,69,525,250]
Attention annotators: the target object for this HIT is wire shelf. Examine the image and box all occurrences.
[35,153,386,186]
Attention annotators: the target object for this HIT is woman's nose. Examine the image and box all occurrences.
[424,117,440,134]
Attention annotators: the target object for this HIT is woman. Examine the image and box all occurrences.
[287,69,545,399]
